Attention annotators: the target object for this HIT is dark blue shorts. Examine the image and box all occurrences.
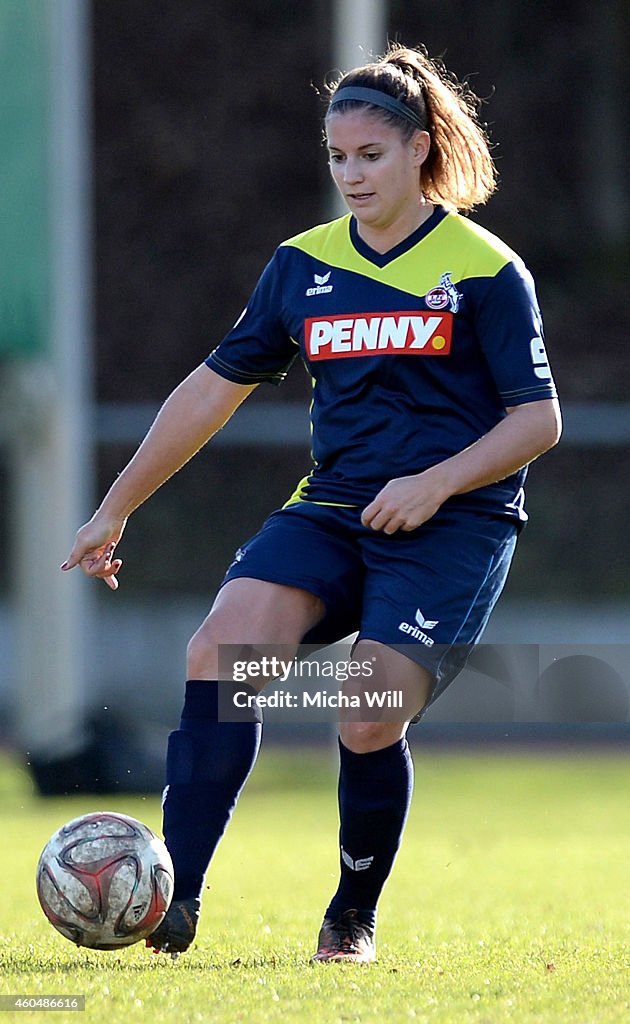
[221,501,517,713]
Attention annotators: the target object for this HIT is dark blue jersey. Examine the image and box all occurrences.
[206,205,557,521]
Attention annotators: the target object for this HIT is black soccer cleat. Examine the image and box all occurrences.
[146,897,201,958]
[311,909,376,963]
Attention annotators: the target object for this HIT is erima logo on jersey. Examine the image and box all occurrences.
[305,311,453,360]
[306,271,333,296]
[398,609,439,646]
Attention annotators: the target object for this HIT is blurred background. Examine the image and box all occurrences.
[0,0,629,793]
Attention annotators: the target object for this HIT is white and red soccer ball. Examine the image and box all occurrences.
[36,811,174,950]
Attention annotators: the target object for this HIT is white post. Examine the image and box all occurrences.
[328,0,388,218]
[10,0,93,764]
[332,0,387,72]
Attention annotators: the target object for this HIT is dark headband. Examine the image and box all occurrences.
[328,86,426,131]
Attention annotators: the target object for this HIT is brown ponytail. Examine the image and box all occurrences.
[326,44,497,212]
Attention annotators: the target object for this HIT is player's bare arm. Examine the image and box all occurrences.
[61,365,256,588]
[362,398,562,534]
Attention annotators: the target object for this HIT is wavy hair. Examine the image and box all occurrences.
[326,44,497,212]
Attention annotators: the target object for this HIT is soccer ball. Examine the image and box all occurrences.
[36,811,174,950]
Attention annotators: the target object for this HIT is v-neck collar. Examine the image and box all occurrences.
[349,205,448,267]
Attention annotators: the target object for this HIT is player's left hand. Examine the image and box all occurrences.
[361,473,447,534]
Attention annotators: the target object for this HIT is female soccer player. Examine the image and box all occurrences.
[62,44,561,963]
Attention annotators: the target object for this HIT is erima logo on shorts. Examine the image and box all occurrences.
[305,311,453,360]
[398,609,439,646]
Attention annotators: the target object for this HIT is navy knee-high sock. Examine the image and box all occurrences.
[326,737,414,929]
[162,680,262,900]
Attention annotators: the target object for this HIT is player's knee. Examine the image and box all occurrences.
[339,721,406,754]
[186,622,221,679]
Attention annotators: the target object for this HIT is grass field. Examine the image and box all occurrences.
[0,744,629,1023]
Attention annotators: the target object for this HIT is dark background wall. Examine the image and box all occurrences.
[90,0,630,600]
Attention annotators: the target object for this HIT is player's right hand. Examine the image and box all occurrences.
[60,513,127,590]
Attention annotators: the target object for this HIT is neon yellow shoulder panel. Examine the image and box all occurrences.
[281,212,516,297]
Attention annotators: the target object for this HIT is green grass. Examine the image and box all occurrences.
[1,745,629,1023]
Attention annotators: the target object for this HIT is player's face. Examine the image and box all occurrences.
[326,110,430,244]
